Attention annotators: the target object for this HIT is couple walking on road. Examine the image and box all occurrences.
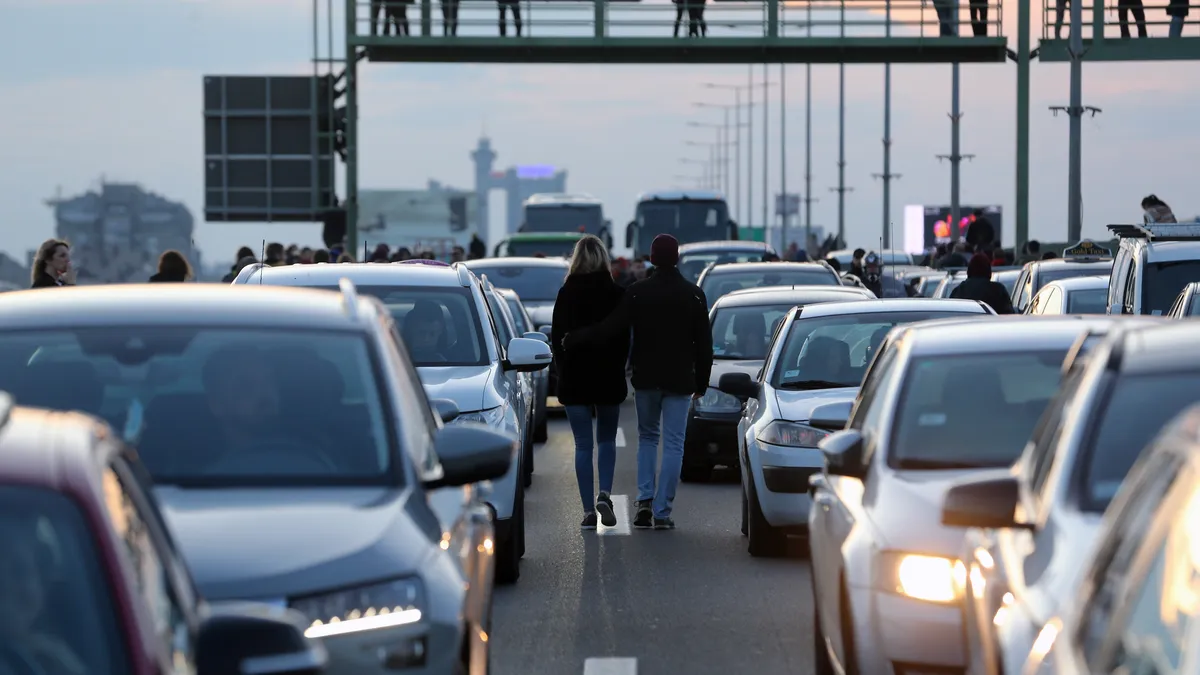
[552,234,714,531]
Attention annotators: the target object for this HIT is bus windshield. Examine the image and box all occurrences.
[634,199,731,251]
[523,204,603,234]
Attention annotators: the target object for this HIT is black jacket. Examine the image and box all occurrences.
[550,270,629,406]
[30,272,65,289]
[149,272,187,283]
[950,277,1014,314]
[565,265,713,396]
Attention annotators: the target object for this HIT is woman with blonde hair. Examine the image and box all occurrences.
[30,239,74,288]
[149,249,193,282]
[550,234,629,529]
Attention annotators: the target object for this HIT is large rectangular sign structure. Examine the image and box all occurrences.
[903,204,1003,252]
[203,75,336,222]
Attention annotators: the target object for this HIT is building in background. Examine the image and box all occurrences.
[357,181,479,257]
[472,137,568,238]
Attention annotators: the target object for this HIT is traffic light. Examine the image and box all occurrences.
[322,208,347,248]
[449,196,467,231]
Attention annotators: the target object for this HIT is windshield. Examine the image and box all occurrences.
[0,486,127,675]
[523,205,603,234]
[635,200,731,250]
[701,269,838,307]
[711,304,796,360]
[316,285,487,367]
[503,239,579,258]
[1142,260,1200,316]
[918,277,942,297]
[504,297,530,333]
[993,273,1018,293]
[1081,371,1200,512]
[0,327,397,487]
[468,264,566,302]
[1067,288,1108,314]
[679,250,765,282]
[889,350,1067,470]
[772,311,979,389]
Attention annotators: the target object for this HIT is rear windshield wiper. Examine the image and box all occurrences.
[776,379,849,390]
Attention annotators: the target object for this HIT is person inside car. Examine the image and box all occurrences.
[403,301,450,363]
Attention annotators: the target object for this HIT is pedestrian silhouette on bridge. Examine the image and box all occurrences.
[1118,0,1148,37]
[499,0,523,36]
[969,0,989,34]
[442,0,460,35]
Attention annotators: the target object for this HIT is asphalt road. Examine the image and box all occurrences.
[490,400,818,675]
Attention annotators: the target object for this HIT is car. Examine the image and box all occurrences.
[677,240,777,282]
[497,287,550,441]
[1166,280,1200,318]
[232,262,550,585]
[942,317,1190,675]
[1014,401,1200,675]
[992,268,1021,295]
[682,285,876,482]
[1024,274,1111,315]
[696,262,842,309]
[0,282,523,674]
[1106,223,1200,316]
[0,391,328,675]
[1010,240,1113,313]
[824,249,915,267]
[479,278,538,486]
[804,315,1132,675]
[716,298,995,558]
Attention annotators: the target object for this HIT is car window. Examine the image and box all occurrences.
[679,252,766,282]
[0,485,129,675]
[504,298,530,334]
[466,265,567,302]
[486,292,516,345]
[888,350,1067,470]
[1067,288,1108,314]
[0,327,396,487]
[711,304,795,360]
[1141,260,1200,317]
[1190,294,1200,317]
[849,344,901,436]
[701,269,838,306]
[1027,364,1088,499]
[1018,276,1033,311]
[383,319,439,476]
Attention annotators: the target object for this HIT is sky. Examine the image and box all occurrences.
[2,0,1198,266]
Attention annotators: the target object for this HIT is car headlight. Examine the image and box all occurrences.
[755,421,830,448]
[876,552,959,604]
[694,387,742,413]
[290,577,426,639]
[452,404,506,428]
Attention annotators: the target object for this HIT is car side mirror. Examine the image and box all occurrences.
[426,425,516,489]
[430,398,459,424]
[196,603,327,675]
[522,331,549,344]
[809,401,852,432]
[717,372,759,400]
[817,430,867,479]
[504,337,552,372]
[941,473,1034,530]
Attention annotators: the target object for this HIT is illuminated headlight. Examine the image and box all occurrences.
[755,421,830,448]
[451,405,506,428]
[694,387,742,413]
[876,552,959,604]
[290,578,425,639]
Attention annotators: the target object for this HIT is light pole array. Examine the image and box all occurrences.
[702,79,776,228]
[687,119,729,197]
[678,158,711,189]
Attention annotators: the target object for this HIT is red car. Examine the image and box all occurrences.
[0,392,327,675]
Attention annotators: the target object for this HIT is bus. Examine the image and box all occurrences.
[626,190,739,258]
[520,193,612,246]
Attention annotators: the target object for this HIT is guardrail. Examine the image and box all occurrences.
[352,0,1003,40]
[1041,0,1199,38]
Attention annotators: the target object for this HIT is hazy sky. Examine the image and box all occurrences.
[3,0,1198,265]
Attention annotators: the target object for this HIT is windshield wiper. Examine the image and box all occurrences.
[893,458,989,470]
[777,379,849,390]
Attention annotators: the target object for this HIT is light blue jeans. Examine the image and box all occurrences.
[634,390,692,519]
[564,405,621,513]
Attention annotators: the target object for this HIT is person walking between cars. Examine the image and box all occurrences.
[551,235,630,530]
[30,239,75,288]
[950,252,1014,314]
[564,234,713,530]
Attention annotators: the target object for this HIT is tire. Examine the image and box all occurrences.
[747,478,787,557]
[494,485,523,584]
[740,484,749,536]
[680,462,711,483]
[522,423,534,488]
[533,409,548,443]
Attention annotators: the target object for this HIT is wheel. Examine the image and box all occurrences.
[746,478,787,557]
[740,484,748,536]
[812,578,835,675]
[494,485,523,584]
[680,462,711,483]
[533,408,548,443]
[522,428,534,488]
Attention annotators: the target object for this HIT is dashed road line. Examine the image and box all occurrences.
[615,427,626,447]
[597,494,632,536]
[583,657,638,675]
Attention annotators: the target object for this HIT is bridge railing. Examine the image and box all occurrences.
[1041,0,1200,39]
[351,0,1003,40]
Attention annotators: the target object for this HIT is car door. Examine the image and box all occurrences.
[480,290,523,431]
[489,292,531,430]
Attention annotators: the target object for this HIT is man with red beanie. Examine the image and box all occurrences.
[950,252,1014,314]
[564,233,713,530]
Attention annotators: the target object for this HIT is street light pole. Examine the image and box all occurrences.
[780,63,788,251]
[762,64,770,238]
[748,65,754,227]
[872,64,901,249]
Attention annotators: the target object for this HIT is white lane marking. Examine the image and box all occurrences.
[597,495,632,536]
[615,427,627,447]
[583,657,638,675]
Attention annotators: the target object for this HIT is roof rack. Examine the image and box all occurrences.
[232,262,267,285]
[451,262,474,288]
[338,278,359,320]
[0,391,11,431]
[478,273,494,293]
[1107,223,1200,242]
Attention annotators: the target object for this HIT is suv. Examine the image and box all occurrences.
[233,262,550,583]
[1106,223,1200,315]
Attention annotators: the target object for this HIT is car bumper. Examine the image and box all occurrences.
[685,410,740,466]
[751,441,823,528]
[319,619,462,674]
[848,584,966,674]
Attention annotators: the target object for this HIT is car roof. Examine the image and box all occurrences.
[795,297,989,318]
[503,232,586,242]
[1040,275,1111,292]
[1030,258,1113,274]
[0,402,108,492]
[904,315,1130,357]
[713,286,874,309]
[679,240,771,254]
[241,261,472,289]
[462,257,570,270]
[0,284,378,331]
[1117,322,1200,375]
[702,262,832,276]
[993,269,1022,280]
[1141,240,1200,263]
[524,193,601,206]
[637,189,725,202]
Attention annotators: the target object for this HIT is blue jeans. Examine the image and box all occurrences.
[634,390,692,519]
[564,405,621,513]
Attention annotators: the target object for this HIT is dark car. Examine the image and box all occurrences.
[0,392,326,675]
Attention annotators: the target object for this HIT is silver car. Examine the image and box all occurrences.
[0,282,518,674]
[497,287,550,443]
[480,279,538,487]
[233,262,551,584]
[717,298,993,557]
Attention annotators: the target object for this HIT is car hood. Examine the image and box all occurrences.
[773,386,859,422]
[867,469,986,556]
[155,486,435,601]
[418,365,493,413]
[709,359,764,387]
[523,302,555,329]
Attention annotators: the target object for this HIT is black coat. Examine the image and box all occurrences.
[551,270,630,406]
[149,272,187,282]
[30,272,65,288]
[951,277,1014,314]
[565,265,713,396]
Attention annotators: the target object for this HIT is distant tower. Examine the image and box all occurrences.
[472,138,497,243]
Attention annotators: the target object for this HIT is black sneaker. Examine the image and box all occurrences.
[596,493,617,527]
[654,517,676,530]
[633,500,653,529]
[581,512,597,530]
